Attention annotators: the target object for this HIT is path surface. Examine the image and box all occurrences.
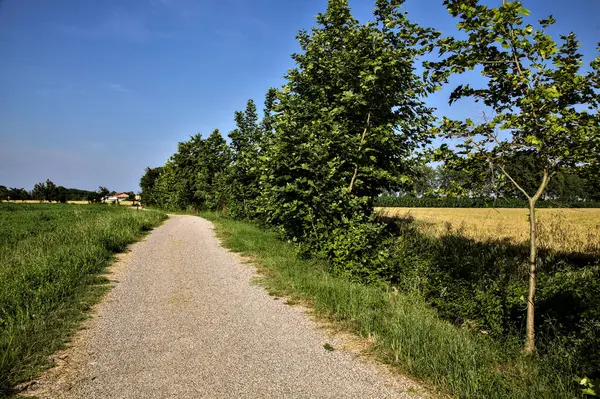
[24,215,422,399]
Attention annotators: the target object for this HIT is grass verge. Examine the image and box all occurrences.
[200,211,578,399]
[0,203,167,396]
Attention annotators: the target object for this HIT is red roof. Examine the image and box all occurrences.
[116,193,129,199]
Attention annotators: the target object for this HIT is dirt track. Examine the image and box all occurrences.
[22,215,422,398]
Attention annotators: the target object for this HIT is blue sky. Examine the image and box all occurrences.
[1,0,599,192]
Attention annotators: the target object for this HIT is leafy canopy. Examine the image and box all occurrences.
[429,0,600,198]
[260,0,438,254]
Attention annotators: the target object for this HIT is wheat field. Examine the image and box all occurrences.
[377,207,600,255]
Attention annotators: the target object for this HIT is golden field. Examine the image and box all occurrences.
[377,207,600,255]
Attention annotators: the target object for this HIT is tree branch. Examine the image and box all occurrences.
[348,112,372,194]
[532,169,550,203]
[499,164,532,200]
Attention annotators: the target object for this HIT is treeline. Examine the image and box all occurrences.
[392,162,600,203]
[0,179,130,203]
[376,196,600,208]
[141,0,600,395]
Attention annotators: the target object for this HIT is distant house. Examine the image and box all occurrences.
[116,193,130,201]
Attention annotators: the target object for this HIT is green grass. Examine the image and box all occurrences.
[200,211,578,399]
[0,203,167,396]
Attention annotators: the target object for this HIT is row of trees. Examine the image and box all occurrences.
[0,180,128,204]
[142,0,599,355]
[404,161,600,201]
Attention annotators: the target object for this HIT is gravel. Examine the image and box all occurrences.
[23,215,424,399]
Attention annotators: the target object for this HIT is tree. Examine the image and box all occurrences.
[57,186,68,203]
[31,182,45,202]
[43,179,58,202]
[259,0,437,275]
[86,191,102,203]
[227,93,275,218]
[411,164,438,197]
[150,131,230,211]
[547,170,589,202]
[140,166,163,206]
[260,88,278,140]
[196,129,231,211]
[97,186,110,203]
[430,0,600,353]
[584,164,600,201]
[0,185,7,202]
[154,160,187,210]
[170,134,207,209]
[8,187,29,201]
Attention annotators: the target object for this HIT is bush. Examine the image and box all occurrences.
[382,218,600,380]
[311,214,394,283]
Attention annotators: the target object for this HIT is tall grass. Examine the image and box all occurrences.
[200,211,579,398]
[0,203,166,396]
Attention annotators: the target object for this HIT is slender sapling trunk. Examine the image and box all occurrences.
[524,198,537,354]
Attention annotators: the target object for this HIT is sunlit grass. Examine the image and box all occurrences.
[201,211,578,399]
[0,203,166,396]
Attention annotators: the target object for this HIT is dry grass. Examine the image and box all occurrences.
[377,207,600,255]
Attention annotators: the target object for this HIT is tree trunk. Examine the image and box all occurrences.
[524,198,537,354]
[348,112,371,194]
[524,169,549,354]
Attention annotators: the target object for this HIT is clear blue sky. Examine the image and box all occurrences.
[1,0,598,192]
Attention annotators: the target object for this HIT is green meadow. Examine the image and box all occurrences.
[0,203,166,396]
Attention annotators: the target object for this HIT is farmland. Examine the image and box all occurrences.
[370,205,600,391]
[378,207,600,256]
[0,203,166,395]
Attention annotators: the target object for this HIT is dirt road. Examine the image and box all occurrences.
[24,215,422,398]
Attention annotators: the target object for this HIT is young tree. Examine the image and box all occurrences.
[140,166,163,206]
[170,134,206,208]
[57,186,68,203]
[153,161,188,210]
[31,181,46,202]
[260,88,278,141]
[43,179,58,202]
[228,93,275,218]
[430,0,600,353]
[260,0,437,255]
[196,129,231,211]
[97,186,110,203]
[227,99,261,218]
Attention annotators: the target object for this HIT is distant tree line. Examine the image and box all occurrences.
[392,160,600,203]
[0,179,131,204]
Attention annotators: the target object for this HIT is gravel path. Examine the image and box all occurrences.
[23,215,424,399]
